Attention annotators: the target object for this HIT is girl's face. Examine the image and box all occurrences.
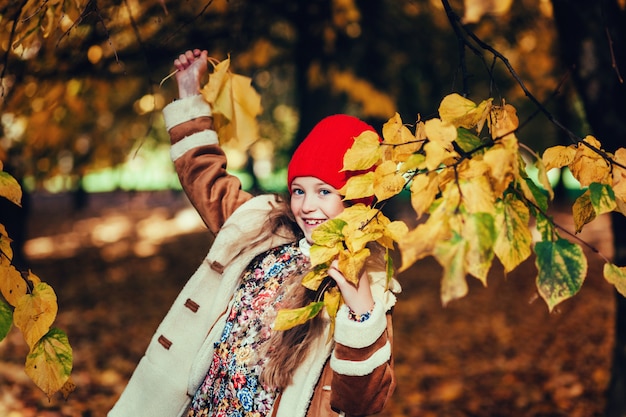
[290,176,345,244]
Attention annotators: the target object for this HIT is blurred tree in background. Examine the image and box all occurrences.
[0,0,560,193]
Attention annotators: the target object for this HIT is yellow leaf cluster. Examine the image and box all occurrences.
[0,167,73,399]
[310,204,408,285]
[337,94,552,306]
[0,171,23,207]
[542,136,626,231]
[281,91,626,322]
[200,57,263,150]
[15,282,58,349]
[11,0,81,54]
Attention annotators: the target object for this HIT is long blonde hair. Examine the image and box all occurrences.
[227,194,387,390]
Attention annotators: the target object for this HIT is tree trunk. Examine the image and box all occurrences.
[291,1,347,148]
[551,1,626,415]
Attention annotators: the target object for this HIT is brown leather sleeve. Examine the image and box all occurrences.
[329,314,396,416]
[169,117,252,234]
[169,116,214,143]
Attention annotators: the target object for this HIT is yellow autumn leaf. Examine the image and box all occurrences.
[424,118,457,150]
[228,73,263,148]
[42,7,55,39]
[213,76,234,124]
[462,212,496,285]
[393,141,423,163]
[323,287,342,341]
[1,262,27,307]
[518,172,548,210]
[382,221,409,249]
[493,194,533,272]
[611,148,626,201]
[458,176,496,214]
[340,172,375,201]
[273,301,324,331]
[572,190,596,234]
[14,282,58,349]
[337,247,370,285]
[373,160,406,202]
[533,157,555,201]
[438,93,477,124]
[438,93,492,130]
[0,171,22,207]
[409,172,440,219]
[458,157,490,180]
[399,153,426,174]
[423,140,454,171]
[569,136,611,187]
[201,58,231,105]
[489,103,519,139]
[381,113,415,145]
[200,57,262,149]
[27,271,42,287]
[342,130,382,171]
[301,263,331,291]
[25,328,73,398]
[369,216,396,249]
[482,139,518,197]
[604,263,626,298]
[399,212,451,272]
[346,227,382,254]
[336,205,389,251]
[433,232,469,306]
[542,145,576,172]
[336,203,377,225]
[310,242,342,268]
[342,227,377,254]
[0,224,13,262]
[60,377,77,401]
[311,219,346,246]
[380,113,425,162]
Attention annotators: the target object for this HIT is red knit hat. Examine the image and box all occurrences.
[287,114,379,194]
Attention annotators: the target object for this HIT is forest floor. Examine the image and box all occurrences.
[0,190,617,417]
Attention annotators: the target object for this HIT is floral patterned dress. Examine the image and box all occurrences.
[187,241,309,417]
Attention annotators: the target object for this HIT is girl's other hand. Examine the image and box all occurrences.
[327,260,375,316]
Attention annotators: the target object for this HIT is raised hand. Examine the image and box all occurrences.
[174,49,209,99]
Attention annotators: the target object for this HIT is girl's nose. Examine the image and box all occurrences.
[301,195,316,212]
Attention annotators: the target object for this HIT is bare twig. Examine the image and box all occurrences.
[600,1,624,84]
[57,0,122,69]
[0,0,29,100]
[439,0,626,172]
[162,0,215,45]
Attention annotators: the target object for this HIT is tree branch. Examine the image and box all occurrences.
[0,0,29,100]
[439,0,626,173]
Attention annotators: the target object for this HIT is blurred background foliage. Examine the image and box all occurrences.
[4,1,626,415]
[0,0,566,195]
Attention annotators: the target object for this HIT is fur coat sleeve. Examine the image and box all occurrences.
[163,94,252,234]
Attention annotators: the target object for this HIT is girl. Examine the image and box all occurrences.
[109,49,400,417]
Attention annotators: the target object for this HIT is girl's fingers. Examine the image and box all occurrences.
[174,50,207,70]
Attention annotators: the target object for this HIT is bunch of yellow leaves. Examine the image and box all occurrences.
[200,57,263,150]
[1,165,73,399]
[276,92,626,330]
[273,204,407,334]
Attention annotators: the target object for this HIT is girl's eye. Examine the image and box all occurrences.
[292,188,304,196]
[320,189,331,196]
